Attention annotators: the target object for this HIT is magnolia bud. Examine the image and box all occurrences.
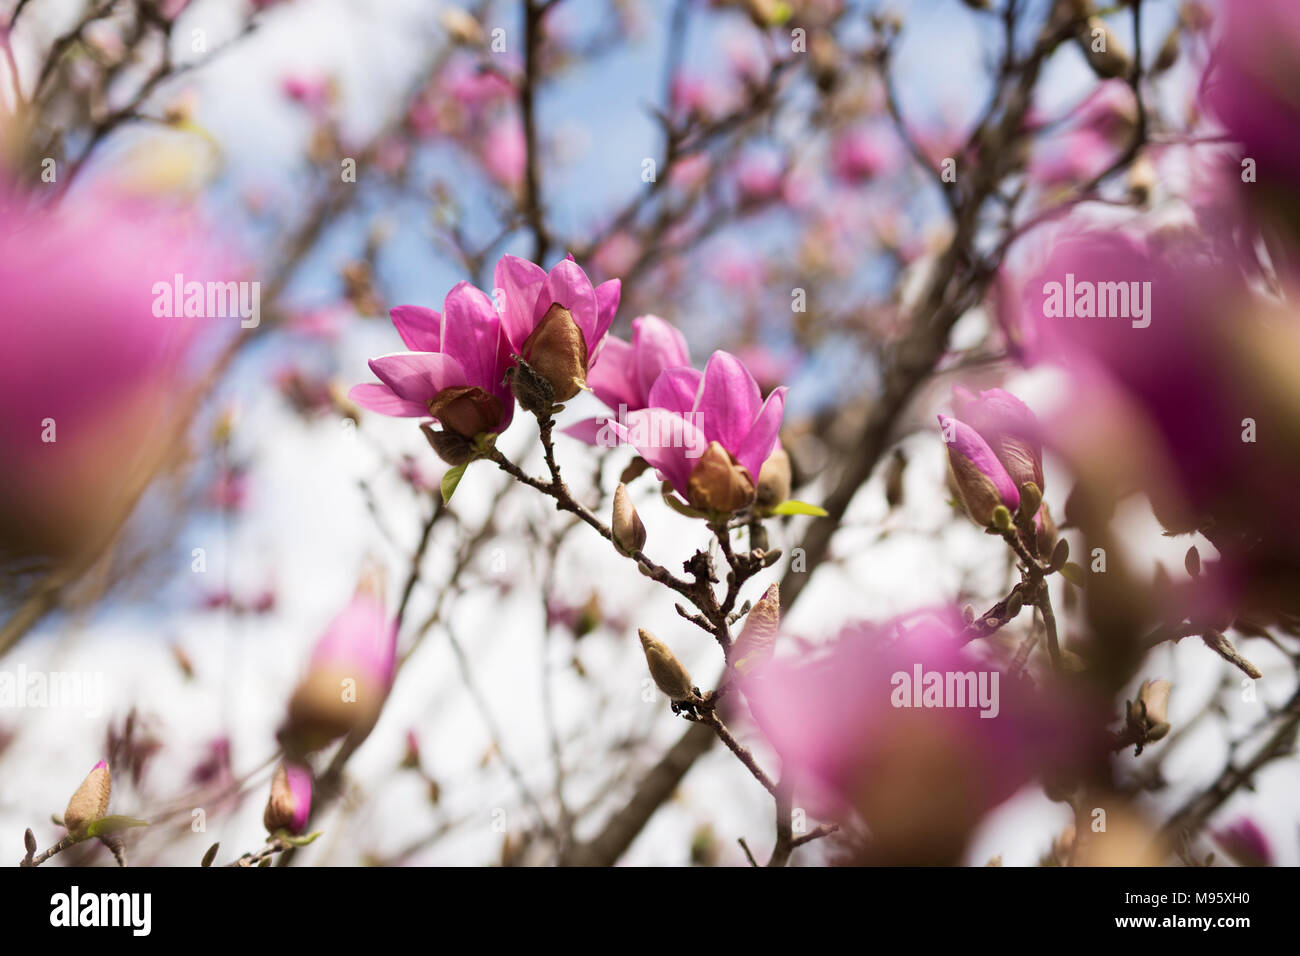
[1016,481,1042,526]
[518,303,589,405]
[427,385,504,439]
[1152,26,1180,73]
[612,483,646,556]
[992,504,1014,533]
[63,761,111,835]
[421,422,476,466]
[755,447,792,510]
[687,442,756,514]
[732,583,780,674]
[1078,17,1131,79]
[440,6,485,45]
[264,763,313,835]
[1136,678,1172,727]
[638,628,695,702]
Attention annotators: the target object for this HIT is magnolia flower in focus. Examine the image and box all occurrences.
[611,351,786,515]
[263,763,313,835]
[349,282,515,463]
[281,564,399,756]
[494,254,621,412]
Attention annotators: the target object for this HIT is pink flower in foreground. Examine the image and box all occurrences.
[565,315,690,443]
[0,186,231,560]
[742,611,1090,864]
[349,281,515,458]
[494,254,621,409]
[282,565,398,754]
[610,351,786,514]
[264,763,312,835]
[1212,818,1273,868]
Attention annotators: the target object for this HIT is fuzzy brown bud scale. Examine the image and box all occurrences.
[518,303,589,406]
[638,628,695,702]
[63,762,111,835]
[687,442,756,514]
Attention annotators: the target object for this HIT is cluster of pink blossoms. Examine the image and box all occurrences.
[349,254,788,517]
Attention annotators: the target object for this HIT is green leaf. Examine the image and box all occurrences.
[1060,561,1087,588]
[660,483,709,519]
[86,815,149,838]
[441,463,468,503]
[769,499,829,517]
[282,830,323,847]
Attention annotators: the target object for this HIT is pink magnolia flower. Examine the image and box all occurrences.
[950,386,1044,495]
[494,253,621,407]
[481,115,527,189]
[0,185,231,561]
[349,281,515,441]
[1212,818,1273,868]
[742,610,1088,864]
[830,127,893,184]
[564,315,690,444]
[264,762,312,835]
[610,351,786,514]
[1203,0,1300,185]
[281,73,330,111]
[282,566,399,754]
[938,413,1020,527]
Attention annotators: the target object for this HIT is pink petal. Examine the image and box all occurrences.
[594,278,621,343]
[609,409,705,496]
[390,305,441,352]
[560,417,612,446]
[493,254,546,352]
[588,335,640,411]
[736,385,787,481]
[632,315,690,403]
[648,366,703,415]
[440,281,502,390]
[368,352,467,403]
[348,383,430,417]
[533,258,598,348]
[696,350,762,453]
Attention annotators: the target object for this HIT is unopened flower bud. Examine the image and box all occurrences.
[1078,17,1131,78]
[992,504,1014,533]
[732,583,780,674]
[687,441,756,514]
[755,447,792,510]
[263,763,312,835]
[440,6,485,45]
[1016,481,1042,526]
[1136,678,1172,727]
[63,761,111,835]
[421,422,476,466]
[612,483,646,556]
[518,303,589,406]
[638,628,695,702]
[427,385,504,439]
